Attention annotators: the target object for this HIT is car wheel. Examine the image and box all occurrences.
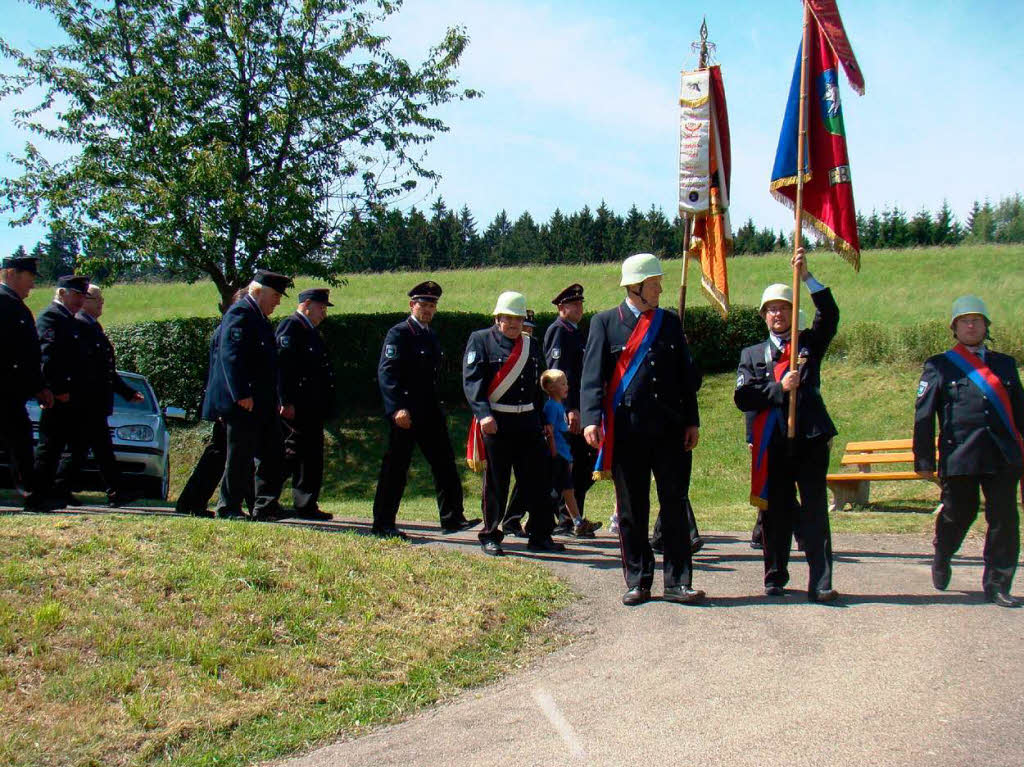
[142,456,170,501]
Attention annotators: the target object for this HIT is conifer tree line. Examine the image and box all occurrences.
[10,194,1024,281]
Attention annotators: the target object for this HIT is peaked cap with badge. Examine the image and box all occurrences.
[409,281,443,302]
[2,255,40,275]
[552,283,585,306]
[254,270,293,295]
[57,275,91,294]
[298,288,333,306]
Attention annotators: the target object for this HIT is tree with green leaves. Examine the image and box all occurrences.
[1,0,478,310]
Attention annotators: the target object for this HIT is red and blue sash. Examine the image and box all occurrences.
[466,334,526,472]
[943,344,1024,464]
[749,341,790,509]
[592,308,664,480]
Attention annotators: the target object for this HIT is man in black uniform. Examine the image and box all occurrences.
[54,284,143,505]
[464,290,562,556]
[914,295,1024,608]
[33,275,90,507]
[734,249,838,602]
[544,284,597,527]
[581,254,704,606]
[372,281,478,538]
[0,254,53,511]
[202,270,291,520]
[276,288,336,521]
[176,289,251,517]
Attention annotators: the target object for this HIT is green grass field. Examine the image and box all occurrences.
[25,243,1024,331]
[0,515,570,767]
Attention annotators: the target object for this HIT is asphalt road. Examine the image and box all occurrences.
[273,522,1024,767]
[4,504,1020,766]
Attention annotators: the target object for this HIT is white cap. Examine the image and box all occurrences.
[620,253,663,286]
[759,283,793,314]
[492,291,527,317]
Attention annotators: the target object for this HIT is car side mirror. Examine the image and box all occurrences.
[164,406,187,421]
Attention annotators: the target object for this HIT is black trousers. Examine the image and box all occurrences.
[649,448,702,545]
[612,430,694,589]
[0,401,37,503]
[283,416,325,513]
[34,400,77,499]
[372,408,464,529]
[502,432,557,529]
[54,408,123,498]
[217,410,284,516]
[937,469,1020,594]
[479,429,553,544]
[176,421,254,514]
[762,435,833,592]
[569,431,597,516]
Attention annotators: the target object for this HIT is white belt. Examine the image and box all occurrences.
[491,402,535,414]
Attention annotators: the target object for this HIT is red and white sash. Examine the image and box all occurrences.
[466,334,531,472]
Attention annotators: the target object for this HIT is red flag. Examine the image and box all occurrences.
[770,13,861,268]
[807,0,865,95]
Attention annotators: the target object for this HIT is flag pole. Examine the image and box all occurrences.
[679,19,711,327]
[787,2,811,439]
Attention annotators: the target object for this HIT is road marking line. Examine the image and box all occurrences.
[533,687,586,758]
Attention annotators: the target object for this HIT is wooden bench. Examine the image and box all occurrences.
[826,439,939,512]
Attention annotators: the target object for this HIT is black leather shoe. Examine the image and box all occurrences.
[750,540,763,550]
[551,521,573,536]
[370,526,408,540]
[622,586,651,606]
[809,588,839,603]
[764,585,785,597]
[932,558,952,590]
[296,507,333,521]
[481,540,504,557]
[184,508,215,518]
[527,537,566,553]
[216,507,245,519]
[442,517,481,534]
[985,590,1021,608]
[649,538,664,554]
[663,585,705,604]
[691,537,705,554]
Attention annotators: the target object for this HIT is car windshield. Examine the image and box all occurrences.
[114,376,156,413]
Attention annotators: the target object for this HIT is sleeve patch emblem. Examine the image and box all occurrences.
[917,380,928,398]
[466,350,477,365]
[279,335,291,348]
[551,347,561,360]
[384,344,398,359]
[229,328,243,342]
[736,374,744,388]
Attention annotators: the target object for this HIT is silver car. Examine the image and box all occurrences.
[19,371,186,500]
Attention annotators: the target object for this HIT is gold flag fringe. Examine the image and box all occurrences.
[770,186,861,272]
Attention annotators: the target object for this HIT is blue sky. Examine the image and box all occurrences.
[3,0,1023,256]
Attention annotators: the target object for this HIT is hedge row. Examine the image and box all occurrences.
[106,306,766,417]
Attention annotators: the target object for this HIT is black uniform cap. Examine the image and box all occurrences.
[2,255,39,275]
[552,283,584,306]
[57,274,90,294]
[298,288,334,306]
[254,270,293,296]
[524,308,536,327]
[409,281,442,302]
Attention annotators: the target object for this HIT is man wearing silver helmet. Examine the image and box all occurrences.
[914,295,1024,608]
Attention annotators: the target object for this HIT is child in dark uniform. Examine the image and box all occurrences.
[542,369,601,538]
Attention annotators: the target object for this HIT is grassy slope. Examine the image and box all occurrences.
[0,515,571,767]
[25,243,1024,327]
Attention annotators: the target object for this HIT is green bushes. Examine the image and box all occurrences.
[106,307,767,416]
[111,306,1015,418]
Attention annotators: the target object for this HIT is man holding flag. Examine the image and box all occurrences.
[914,297,1024,608]
[581,254,704,607]
[735,250,839,602]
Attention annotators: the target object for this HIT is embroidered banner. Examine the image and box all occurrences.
[678,68,712,216]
